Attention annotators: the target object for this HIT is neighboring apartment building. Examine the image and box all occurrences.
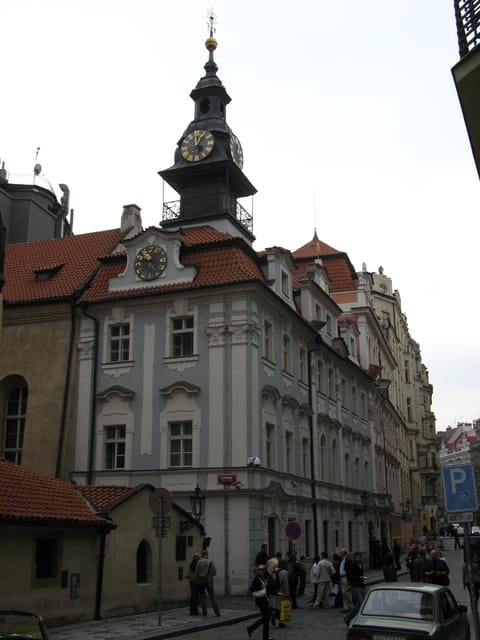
[1,30,436,601]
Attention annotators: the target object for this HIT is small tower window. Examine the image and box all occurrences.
[200,98,210,114]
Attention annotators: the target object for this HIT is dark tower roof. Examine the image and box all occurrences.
[159,16,256,242]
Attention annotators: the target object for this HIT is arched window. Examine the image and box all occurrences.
[136,539,152,584]
[4,384,28,464]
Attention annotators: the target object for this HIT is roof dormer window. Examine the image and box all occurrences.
[34,265,63,282]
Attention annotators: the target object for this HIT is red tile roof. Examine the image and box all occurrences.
[292,235,359,293]
[83,240,266,303]
[0,459,111,528]
[3,229,123,304]
[78,485,134,511]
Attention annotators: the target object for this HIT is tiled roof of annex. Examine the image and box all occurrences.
[0,458,111,528]
[3,229,123,304]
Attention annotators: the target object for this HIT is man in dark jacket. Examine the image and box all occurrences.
[344,551,366,625]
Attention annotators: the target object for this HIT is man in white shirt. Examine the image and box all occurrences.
[313,552,336,608]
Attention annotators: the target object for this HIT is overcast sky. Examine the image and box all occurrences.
[2,1,479,429]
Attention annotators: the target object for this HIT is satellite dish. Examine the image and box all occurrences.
[34,163,42,176]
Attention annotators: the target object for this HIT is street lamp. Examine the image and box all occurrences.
[190,484,205,521]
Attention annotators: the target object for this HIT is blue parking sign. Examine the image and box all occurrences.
[442,464,479,513]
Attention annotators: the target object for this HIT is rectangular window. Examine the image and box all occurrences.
[109,323,130,362]
[302,437,309,477]
[299,347,307,382]
[172,317,194,357]
[281,271,289,296]
[282,333,291,372]
[404,360,410,383]
[266,423,275,469]
[285,431,293,473]
[406,397,412,421]
[316,359,324,393]
[328,369,334,398]
[169,421,193,467]
[326,314,332,336]
[36,538,59,579]
[175,536,187,561]
[104,425,126,469]
[264,319,273,360]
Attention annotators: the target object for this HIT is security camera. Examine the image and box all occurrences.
[233,480,242,490]
[247,456,261,467]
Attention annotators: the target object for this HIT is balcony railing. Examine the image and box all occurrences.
[162,198,253,234]
[455,0,480,58]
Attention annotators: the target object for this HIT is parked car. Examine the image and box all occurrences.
[346,583,469,640]
[471,525,480,535]
[0,610,49,640]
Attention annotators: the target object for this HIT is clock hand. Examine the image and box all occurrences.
[195,130,205,147]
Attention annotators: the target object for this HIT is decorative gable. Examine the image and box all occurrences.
[108,228,196,292]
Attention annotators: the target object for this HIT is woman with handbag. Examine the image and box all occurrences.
[247,564,272,640]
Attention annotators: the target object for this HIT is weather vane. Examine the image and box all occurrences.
[206,9,217,38]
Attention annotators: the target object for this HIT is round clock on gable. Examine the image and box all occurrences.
[181,129,214,162]
[134,245,167,281]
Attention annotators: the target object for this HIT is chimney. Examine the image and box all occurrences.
[121,204,142,238]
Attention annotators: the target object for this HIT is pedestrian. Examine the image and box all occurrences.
[297,555,307,596]
[255,544,269,567]
[331,553,343,608]
[270,557,289,628]
[313,551,336,608]
[405,543,417,580]
[393,540,402,570]
[411,548,427,582]
[424,549,449,586]
[286,551,300,609]
[187,552,201,615]
[382,552,397,582]
[454,529,461,551]
[344,551,366,625]
[463,555,480,606]
[381,538,390,565]
[194,550,220,617]
[309,555,320,606]
[247,564,271,640]
[339,548,354,611]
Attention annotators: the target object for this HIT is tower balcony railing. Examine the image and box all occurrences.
[162,197,253,234]
[455,0,480,58]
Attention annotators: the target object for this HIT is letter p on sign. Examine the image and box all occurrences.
[442,464,479,513]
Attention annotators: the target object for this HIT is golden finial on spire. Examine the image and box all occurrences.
[205,9,218,51]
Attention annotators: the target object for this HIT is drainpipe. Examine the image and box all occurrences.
[94,523,114,620]
[55,301,76,478]
[80,304,99,485]
[308,339,323,556]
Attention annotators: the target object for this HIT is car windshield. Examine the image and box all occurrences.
[362,589,434,620]
[0,612,46,640]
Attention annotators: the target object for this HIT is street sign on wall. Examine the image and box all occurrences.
[284,520,302,541]
[442,463,479,513]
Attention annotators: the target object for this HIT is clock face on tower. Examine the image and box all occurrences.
[134,245,167,281]
[229,134,244,169]
[181,129,215,162]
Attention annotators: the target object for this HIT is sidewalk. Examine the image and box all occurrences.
[49,567,390,640]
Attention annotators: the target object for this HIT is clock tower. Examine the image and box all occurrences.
[159,14,256,243]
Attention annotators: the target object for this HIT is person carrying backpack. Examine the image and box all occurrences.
[269,558,290,628]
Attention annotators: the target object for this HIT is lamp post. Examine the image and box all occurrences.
[190,484,205,521]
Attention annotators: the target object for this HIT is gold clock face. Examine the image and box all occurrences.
[181,129,214,162]
[134,245,167,281]
[230,134,244,169]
